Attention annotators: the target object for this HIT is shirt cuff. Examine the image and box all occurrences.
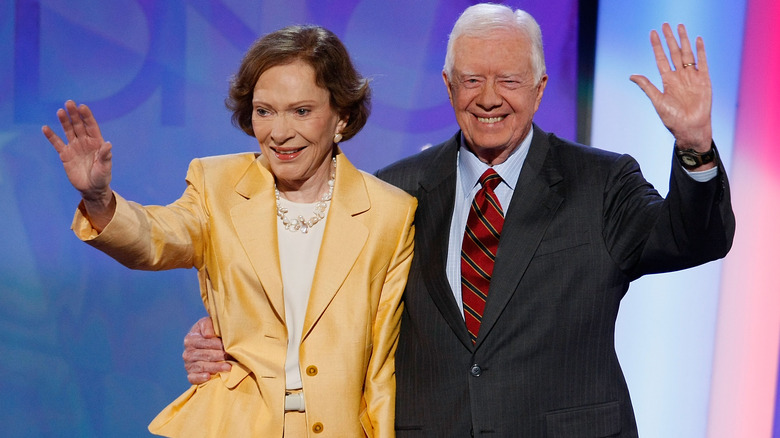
[684,166,718,182]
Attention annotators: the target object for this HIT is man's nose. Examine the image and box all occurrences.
[475,81,502,110]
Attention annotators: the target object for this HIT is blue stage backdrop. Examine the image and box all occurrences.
[2,1,579,436]
[13,1,779,437]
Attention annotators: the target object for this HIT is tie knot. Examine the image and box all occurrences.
[479,168,502,191]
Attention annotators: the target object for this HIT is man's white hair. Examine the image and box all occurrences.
[443,3,546,83]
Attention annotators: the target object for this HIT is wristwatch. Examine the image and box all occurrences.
[675,144,717,170]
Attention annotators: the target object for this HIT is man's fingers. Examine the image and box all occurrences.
[695,36,709,73]
[649,30,671,74]
[188,316,215,338]
[676,24,696,66]
[661,22,683,69]
[187,372,213,386]
[183,344,228,363]
[629,74,661,103]
[182,317,225,386]
[185,360,232,385]
[185,360,231,374]
[183,331,224,350]
[197,316,216,337]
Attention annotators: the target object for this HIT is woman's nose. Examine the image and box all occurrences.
[269,114,295,145]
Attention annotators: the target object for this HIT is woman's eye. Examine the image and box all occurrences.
[295,108,310,116]
[256,108,270,116]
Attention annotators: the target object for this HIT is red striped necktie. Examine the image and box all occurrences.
[461,168,504,344]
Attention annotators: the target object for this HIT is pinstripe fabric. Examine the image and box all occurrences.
[376,127,733,436]
[461,169,504,343]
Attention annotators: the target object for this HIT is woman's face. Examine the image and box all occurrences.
[251,59,346,198]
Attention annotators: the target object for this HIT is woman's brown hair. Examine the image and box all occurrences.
[226,25,371,141]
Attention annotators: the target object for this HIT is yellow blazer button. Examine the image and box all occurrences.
[306,365,318,376]
[312,422,324,433]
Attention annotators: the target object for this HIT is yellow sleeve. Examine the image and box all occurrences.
[70,158,208,271]
[363,197,416,437]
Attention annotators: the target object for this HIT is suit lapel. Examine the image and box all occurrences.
[416,135,474,348]
[231,155,286,321]
[302,152,369,340]
[476,126,564,347]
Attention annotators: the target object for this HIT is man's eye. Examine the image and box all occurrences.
[460,78,481,88]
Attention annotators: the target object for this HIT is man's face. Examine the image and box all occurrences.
[443,29,547,165]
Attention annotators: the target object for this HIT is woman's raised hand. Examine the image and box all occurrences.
[43,100,115,229]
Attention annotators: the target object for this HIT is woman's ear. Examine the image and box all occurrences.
[337,115,349,134]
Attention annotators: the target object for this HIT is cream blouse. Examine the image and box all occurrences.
[276,197,329,390]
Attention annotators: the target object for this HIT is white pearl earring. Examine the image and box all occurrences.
[333,133,343,143]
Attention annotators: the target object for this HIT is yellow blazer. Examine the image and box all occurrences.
[72,151,416,437]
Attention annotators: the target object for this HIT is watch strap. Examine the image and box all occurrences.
[675,143,717,170]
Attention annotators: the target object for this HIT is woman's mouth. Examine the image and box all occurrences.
[271,146,305,161]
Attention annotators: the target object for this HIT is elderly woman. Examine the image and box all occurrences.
[42,26,415,437]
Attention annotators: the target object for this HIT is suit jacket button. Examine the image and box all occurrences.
[312,422,324,433]
[470,364,482,377]
[306,365,318,376]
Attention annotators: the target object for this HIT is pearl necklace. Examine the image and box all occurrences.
[274,157,336,234]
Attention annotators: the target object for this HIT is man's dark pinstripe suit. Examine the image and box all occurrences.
[377,125,735,437]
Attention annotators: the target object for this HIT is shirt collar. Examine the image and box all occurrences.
[457,128,533,193]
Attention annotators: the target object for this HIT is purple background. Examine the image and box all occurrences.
[1,1,578,436]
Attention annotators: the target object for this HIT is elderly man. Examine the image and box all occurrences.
[183,4,734,436]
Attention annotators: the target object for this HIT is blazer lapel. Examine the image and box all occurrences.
[302,152,369,340]
[416,134,474,348]
[476,126,564,348]
[231,155,286,321]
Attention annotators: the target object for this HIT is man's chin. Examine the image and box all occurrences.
[463,134,522,163]
[466,137,512,153]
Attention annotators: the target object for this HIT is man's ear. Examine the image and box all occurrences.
[442,71,455,106]
[533,74,548,113]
